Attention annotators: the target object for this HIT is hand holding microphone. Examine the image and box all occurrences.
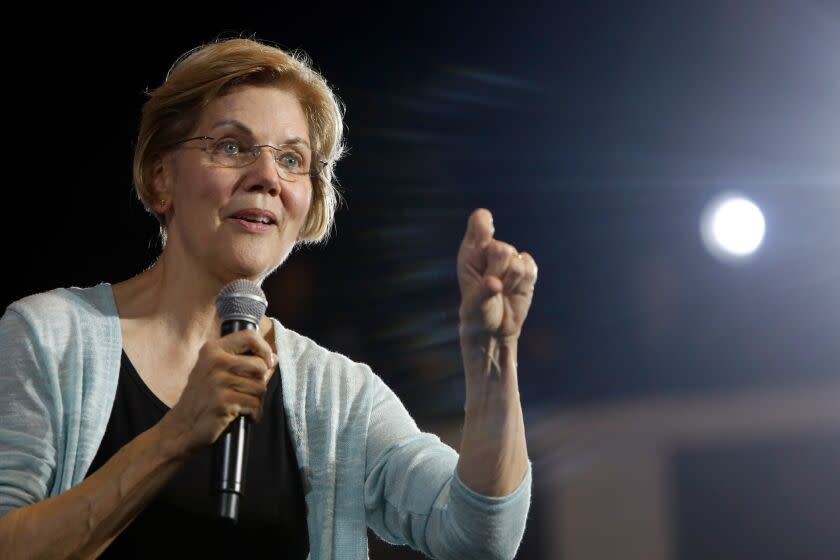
[159,279,272,522]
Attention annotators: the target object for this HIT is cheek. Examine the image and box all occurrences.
[182,174,228,217]
[285,184,314,217]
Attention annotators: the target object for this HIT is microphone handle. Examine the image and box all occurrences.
[215,319,258,523]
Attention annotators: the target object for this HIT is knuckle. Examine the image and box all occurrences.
[210,368,228,386]
[242,329,260,343]
[202,345,220,362]
[489,240,506,255]
[246,358,266,377]
[498,240,516,254]
[212,348,233,367]
[212,401,228,416]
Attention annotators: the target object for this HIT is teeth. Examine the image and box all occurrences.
[237,215,271,224]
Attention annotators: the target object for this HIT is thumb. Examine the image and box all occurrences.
[464,208,494,248]
[458,208,497,297]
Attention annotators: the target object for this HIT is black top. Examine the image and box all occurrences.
[85,351,309,558]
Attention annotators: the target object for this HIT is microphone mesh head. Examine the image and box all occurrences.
[215,279,268,325]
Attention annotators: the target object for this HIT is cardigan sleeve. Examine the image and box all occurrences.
[363,373,531,560]
[0,308,60,517]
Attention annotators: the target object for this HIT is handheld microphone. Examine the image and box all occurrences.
[213,278,268,523]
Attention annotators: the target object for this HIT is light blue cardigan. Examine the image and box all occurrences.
[0,284,530,559]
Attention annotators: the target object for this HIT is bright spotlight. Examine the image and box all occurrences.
[701,194,766,262]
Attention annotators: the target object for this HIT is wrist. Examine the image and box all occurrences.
[156,412,196,462]
[460,328,518,375]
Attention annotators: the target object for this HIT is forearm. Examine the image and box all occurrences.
[456,331,529,497]
[0,416,191,559]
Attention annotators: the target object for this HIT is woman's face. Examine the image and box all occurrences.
[158,85,313,282]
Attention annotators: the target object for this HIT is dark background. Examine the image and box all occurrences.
[4,1,840,558]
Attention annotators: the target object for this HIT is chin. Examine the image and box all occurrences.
[227,254,288,283]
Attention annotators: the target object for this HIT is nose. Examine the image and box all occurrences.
[243,147,282,196]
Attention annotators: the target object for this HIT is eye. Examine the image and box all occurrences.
[215,138,242,155]
[279,151,303,169]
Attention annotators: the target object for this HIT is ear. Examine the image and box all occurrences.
[150,154,174,215]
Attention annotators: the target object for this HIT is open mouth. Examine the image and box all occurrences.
[229,211,277,225]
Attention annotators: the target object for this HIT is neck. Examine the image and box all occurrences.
[113,240,271,350]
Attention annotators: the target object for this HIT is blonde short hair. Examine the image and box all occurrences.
[133,37,346,246]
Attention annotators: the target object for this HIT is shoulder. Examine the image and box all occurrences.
[7,283,116,319]
[272,318,375,379]
[270,318,385,398]
[3,283,119,347]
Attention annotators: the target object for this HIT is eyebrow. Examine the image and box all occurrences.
[209,119,312,149]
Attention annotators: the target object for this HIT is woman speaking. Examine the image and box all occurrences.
[0,37,537,559]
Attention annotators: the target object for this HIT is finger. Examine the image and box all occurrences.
[218,330,276,369]
[509,252,538,295]
[501,252,528,293]
[225,389,264,423]
[220,376,265,399]
[485,239,518,286]
[222,369,268,396]
[225,353,276,380]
